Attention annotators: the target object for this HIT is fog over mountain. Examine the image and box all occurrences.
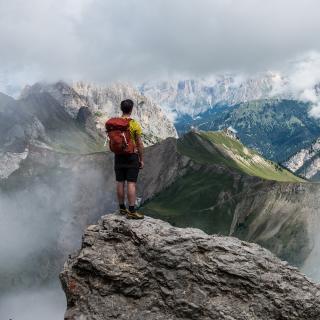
[139,53,320,120]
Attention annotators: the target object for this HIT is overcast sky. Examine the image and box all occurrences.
[1,0,320,92]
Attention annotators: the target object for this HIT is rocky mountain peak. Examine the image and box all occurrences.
[138,73,291,117]
[21,81,178,145]
[60,214,320,320]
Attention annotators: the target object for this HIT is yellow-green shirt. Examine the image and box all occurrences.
[122,117,142,145]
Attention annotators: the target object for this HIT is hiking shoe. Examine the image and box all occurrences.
[126,211,144,220]
[119,208,129,215]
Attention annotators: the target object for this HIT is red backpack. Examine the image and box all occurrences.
[105,117,135,154]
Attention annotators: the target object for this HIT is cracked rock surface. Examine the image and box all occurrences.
[60,214,320,320]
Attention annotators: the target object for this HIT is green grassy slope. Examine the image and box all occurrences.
[142,169,239,235]
[141,130,304,244]
[178,131,304,182]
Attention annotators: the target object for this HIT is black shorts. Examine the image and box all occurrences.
[114,153,140,182]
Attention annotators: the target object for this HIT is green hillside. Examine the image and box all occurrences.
[178,131,303,182]
[141,131,304,235]
[141,169,238,235]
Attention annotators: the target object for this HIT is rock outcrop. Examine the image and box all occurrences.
[60,214,320,320]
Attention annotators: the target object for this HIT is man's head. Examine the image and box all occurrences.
[121,99,134,115]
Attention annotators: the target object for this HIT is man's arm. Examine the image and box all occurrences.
[136,135,144,169]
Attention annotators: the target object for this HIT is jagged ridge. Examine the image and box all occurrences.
[21,81,178,146]
[178,131,302,182]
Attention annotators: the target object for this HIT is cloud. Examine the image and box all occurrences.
[283,52,320,118]
[0,158,112,318]
[287,53,320,92]
[0,163,111,270]
[2,0,320,89]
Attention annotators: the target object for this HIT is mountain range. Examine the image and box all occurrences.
[138,72,288,117]
[4,126,319,295]
[0,81,177,180]
[22,81,177,145]
[2,80,320,278]
[139,73,320,178]
[174,99,320,163]
[2,78,320,318]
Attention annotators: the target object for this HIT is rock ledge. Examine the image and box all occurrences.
[60,214,320,320]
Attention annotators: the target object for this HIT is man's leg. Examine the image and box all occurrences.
[127,181,136,208]
[126,181,143,219]
[115,165,128,214]
[116,181,126,210]
[125,161,143,219]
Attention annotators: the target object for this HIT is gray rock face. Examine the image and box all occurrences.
[283,138,320,180]
[60,214,320,320]
[138,137,190,201]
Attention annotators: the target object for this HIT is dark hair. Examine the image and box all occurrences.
[120,99,134,114]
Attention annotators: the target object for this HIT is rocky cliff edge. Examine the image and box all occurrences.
[60,214,320,320]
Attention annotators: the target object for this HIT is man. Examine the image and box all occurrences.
[105,99,144,219]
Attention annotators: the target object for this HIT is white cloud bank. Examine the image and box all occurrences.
[1,0,320,85]
[284,52,320,118]
[2,0,320,116]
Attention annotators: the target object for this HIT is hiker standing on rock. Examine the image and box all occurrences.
[105,99,144,219]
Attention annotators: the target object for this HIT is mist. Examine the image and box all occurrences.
[0,287,65,320]
[0,149,116,319]
[0,182,69,319]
